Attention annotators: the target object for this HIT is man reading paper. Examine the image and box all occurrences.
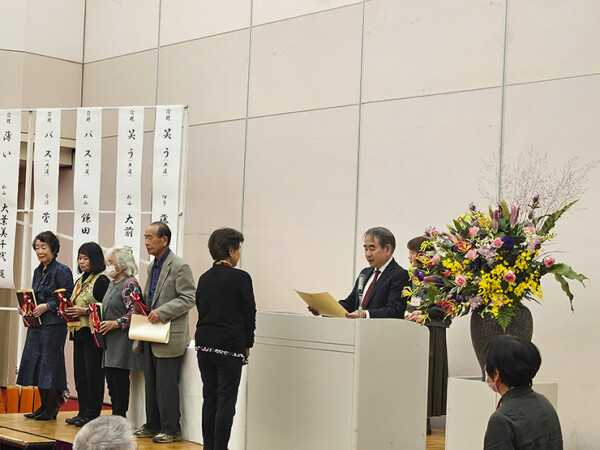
[309,227,409,319]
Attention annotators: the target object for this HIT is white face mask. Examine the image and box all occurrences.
[486,372,499,393]
[105,265,119,279]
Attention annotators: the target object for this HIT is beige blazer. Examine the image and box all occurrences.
[137,250,196,358]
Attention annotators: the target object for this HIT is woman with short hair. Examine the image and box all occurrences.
[65,242,110,427]
[484,335,563,449]
[98,245,143,418]
[195,228,256,450]
[19,231,74,421]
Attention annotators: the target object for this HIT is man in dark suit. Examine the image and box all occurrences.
[133,222,195,444]
[310,227,409,319]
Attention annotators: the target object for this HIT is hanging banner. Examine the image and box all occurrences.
[152,106,183,253]
[115,107,144,264]
[0,110,22,288]
[73,108,102,271]
[32,109,61,274]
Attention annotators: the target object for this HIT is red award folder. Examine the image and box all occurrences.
[53,289,81,327]
[16,289,41,328]
[89,303,106,349]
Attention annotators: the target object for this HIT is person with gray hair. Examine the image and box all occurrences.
[98,245,143,418]
[73,415,137,450]
[309,227,410,318]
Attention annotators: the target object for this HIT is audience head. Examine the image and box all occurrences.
[208,228,244,267]
[363,227,396,269]
[77,242,106,274]
[484,334,541,390]
[406,236,428,268]
[73,415,137,450]
[144,221,171,258]
[105,245,138,277]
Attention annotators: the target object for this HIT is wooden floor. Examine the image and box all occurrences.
[426,428,446,450]
[0,411,203,449]
[0,410,446,449]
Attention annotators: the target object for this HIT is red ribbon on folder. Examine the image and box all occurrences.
[131,291,148,316]
[21,292,36,327]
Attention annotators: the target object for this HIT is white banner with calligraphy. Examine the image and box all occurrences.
[115,107,144,264]
[32,109,61,275]
[72,108,102,271]
[152,106,183,253]
[0,110,22,288]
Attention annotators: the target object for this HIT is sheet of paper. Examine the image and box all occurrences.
[295,290,348,318]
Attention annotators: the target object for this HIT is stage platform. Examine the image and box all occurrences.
[0,411,203,449]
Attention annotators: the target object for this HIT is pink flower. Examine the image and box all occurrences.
[467,227,480,237]
[430,254,441,265]
[503,271,516,283]
[492,237,503,248]
[455,275,467,286]
[524,226,537,235]
[544,256,555,268]
[465,249,478,260]
[491,209,500,233]
[509,204,520,228]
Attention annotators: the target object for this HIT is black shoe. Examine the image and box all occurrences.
[34,408,58,421]
[74,417,92,427]
[24,406,44,419]
[426,417,432,435]
[65,415,82,425]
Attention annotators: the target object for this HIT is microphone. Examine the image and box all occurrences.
[357,274,366,294]
[357,274,366,320]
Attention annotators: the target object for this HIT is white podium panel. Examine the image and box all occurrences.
[445,376,558,450]
[246,312,430,450]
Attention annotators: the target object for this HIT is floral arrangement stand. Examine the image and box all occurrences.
[405,195,587,377]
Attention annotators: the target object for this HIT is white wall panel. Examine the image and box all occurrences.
[242,107,359,313]
[24,0,84,62]
[160,0,250,46]
[0,0,84,62]
[506,0,600,84]
[249,6,362,117]
[253,0,361,26]
[363,0,506,102]
[0,51,25,109]
[0,1,26,53]
[84,0,159,63]
[82,51,158,136]
[502,75,600,448]
[158,31,250,125]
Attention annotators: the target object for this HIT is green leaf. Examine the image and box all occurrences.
[546,263,588,285]
[501,200,511,222]
[453,219,465,234]
[553,273,575,312]
[538,200,578,236]
[496,304,519,332]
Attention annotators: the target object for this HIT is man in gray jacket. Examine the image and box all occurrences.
[133,221,196,444]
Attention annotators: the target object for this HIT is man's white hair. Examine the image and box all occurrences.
[73,416,137,450]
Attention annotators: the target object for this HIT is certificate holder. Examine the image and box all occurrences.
[129,313,170,344]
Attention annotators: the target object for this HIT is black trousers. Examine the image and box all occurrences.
[143,342,183,435]
[105,367,130,417]
[197,351,243,450]
[72,329,105,419]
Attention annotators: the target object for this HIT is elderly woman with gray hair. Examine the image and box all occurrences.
[73,415,137,450]
[98,245,143,418]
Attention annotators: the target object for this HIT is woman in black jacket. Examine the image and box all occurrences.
[195,228,256,450]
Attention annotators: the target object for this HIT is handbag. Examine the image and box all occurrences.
[129,313,170,344]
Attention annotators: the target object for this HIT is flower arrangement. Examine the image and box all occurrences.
[404,195,588,331]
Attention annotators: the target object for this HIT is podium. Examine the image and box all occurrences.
[246,312,429,450]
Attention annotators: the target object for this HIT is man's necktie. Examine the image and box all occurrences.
[361,270,380,309]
